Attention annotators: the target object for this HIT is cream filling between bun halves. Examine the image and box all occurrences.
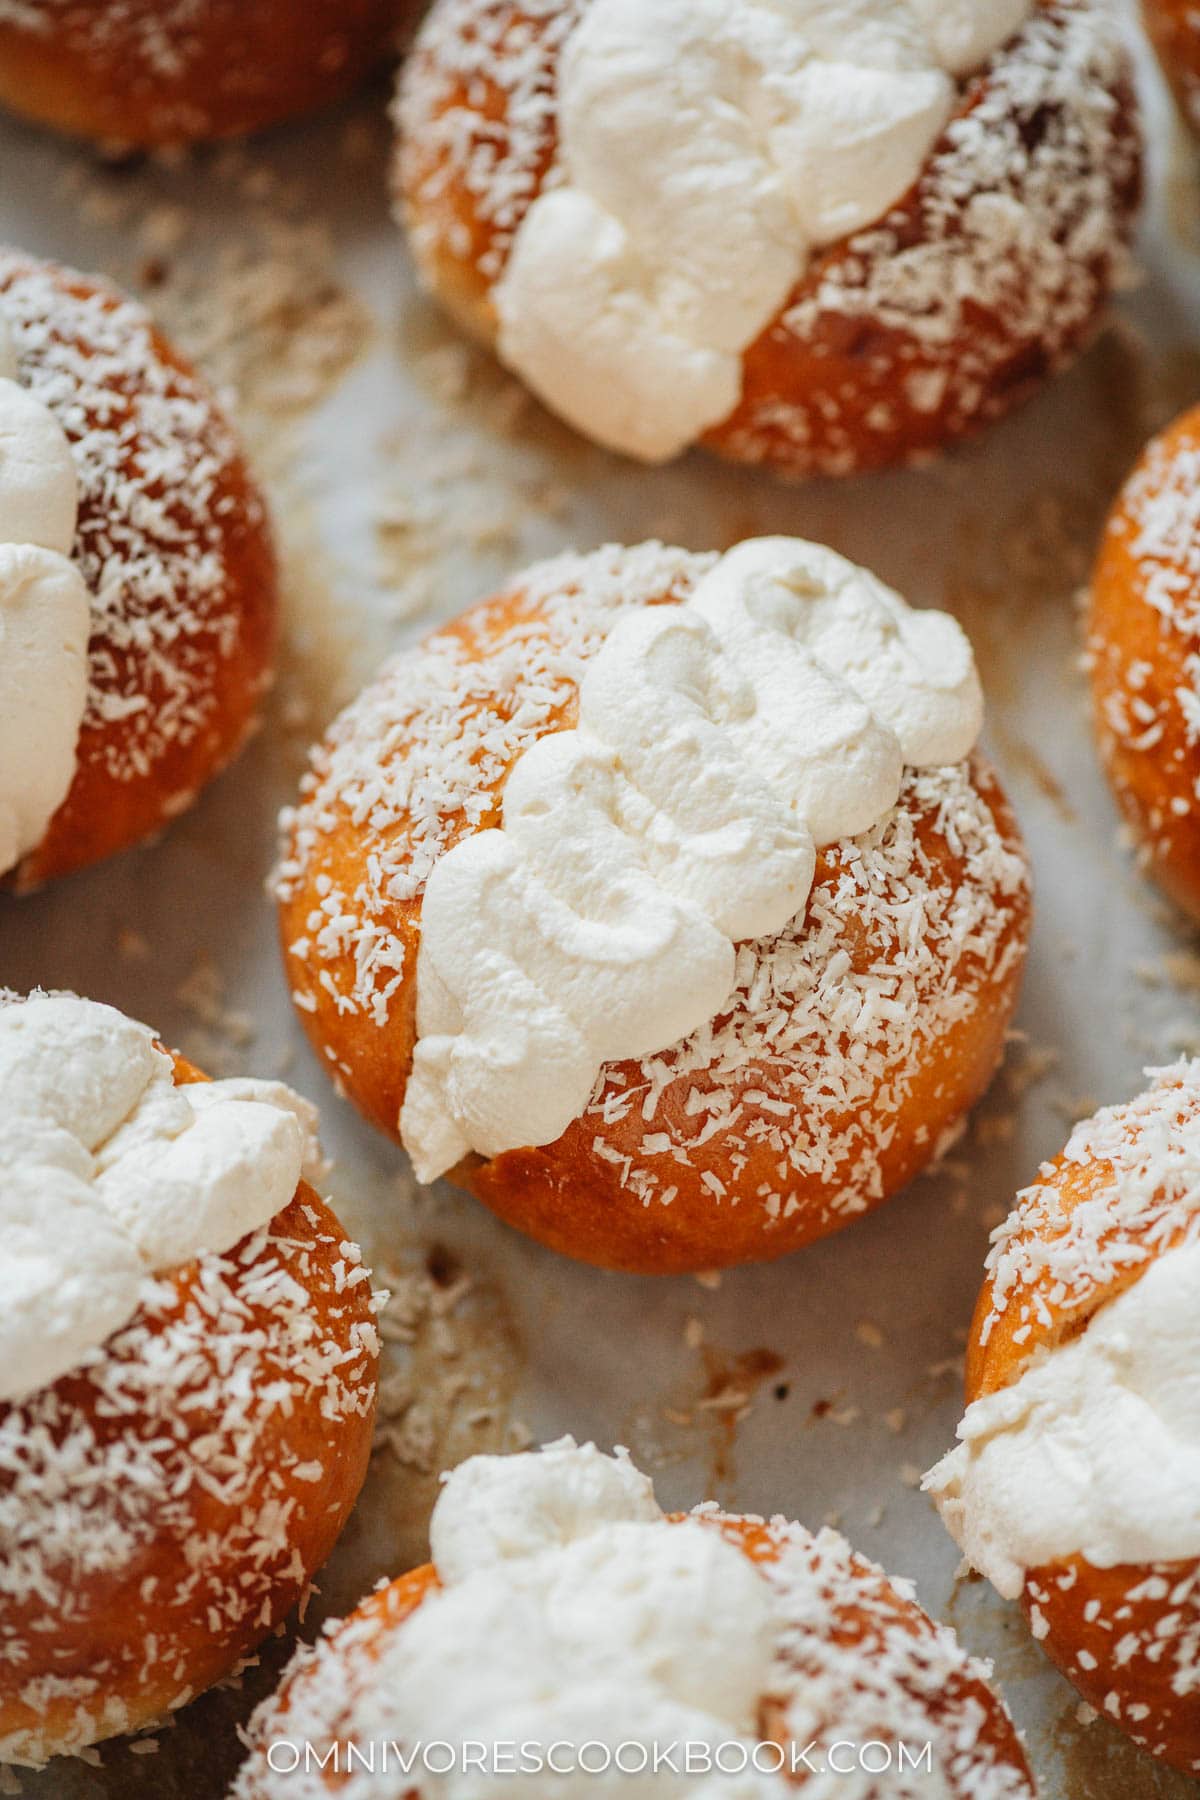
[494,0,1031,460]
[924,1238,1200,1595]
[0,307,91,877]
[0,993,323,1405]
[402,536,983,1181]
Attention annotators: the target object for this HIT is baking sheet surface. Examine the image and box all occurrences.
[1,12,1200,1796]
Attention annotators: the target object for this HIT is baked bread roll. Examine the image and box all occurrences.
[0,246,278,891]
[276,537,1031,1274]
[394,0,1141,476]
[233,1438,1035,1799]
[0,992,379,1767]
[925,1063,1200,1775]
[0,0,405,148]
[1088,403,1200,922]
[1143,0,1200,134]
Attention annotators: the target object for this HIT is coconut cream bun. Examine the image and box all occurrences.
[1088,404,1200,923]
[276,537,1031,1275]
[924,1063,1200,1774]
[393,0,1141,477]
[233,1438,1035,1800]
[1143,0,1200,135]
[0,246,278,890]
[0,0,406,148]
[0,991,380,1767]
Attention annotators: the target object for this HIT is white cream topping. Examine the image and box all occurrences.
[401,537,981,1181]
[0,308,91,877]
[924,1239,1200,1597]
[494,0,1030,460]
[431,1434,662,1579]
[0,993,321,1405]
[350,1439,782,1799]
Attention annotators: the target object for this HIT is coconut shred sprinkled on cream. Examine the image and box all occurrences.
[234,1438,1034,1800]
[0,992,321,1405]
[0,305,90,876]
[489,0,1030,459]
[400,537,981,1181]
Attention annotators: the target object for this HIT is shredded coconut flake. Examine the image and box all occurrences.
[981,1060,1200,1349]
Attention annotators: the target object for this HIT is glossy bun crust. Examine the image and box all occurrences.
[965,1069,1200,1775]
[0,1054,379,1767]
[1089,403,1200,923]
[1143,0,1200,134]
[0,249,278,890]
[277,546,1031,1275]
[0,0,404,147]
[395,0,1140,476]
[232,1512,1035,1799]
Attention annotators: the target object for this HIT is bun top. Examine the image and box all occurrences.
[0,991,319,1403]
[402,536,981,1180]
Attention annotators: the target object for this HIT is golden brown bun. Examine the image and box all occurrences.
[0,0,406,148]
[233,1510,1035,1798]
[963,1069,1200,1775]
[1018,1551,1199,1773]
[277,546,1031,1275]
[0,1053,379,1767]
[1088,403,1200,924]
[1143,0,1200,134]
[0,249,278,890]
[395,0,1141,476]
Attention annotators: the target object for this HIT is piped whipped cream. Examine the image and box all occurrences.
[0,307,91,876]
[494,0,1030,460]
[924,1239,1200,1597]
[348,1439,783,1797]
[0,993,321,1406]
[401,537,981,1181]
